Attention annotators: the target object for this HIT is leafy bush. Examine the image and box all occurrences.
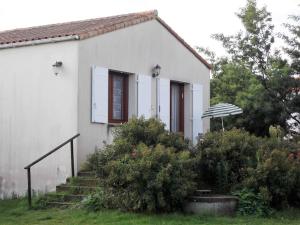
[243,148,300,208]
[195,127,300,209]
[102,144,196,212]
[158,132,191,152]
[195,128,261,193]
[85,118,300,213]
[232,188,273,216]
[241,128,300,208]
[113,117,165,146]
[86,117,195,212]
[34,195,49,209]
[82,188,106,211]
[85,117,191,175]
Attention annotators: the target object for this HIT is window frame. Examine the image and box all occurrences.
[170,81,184,134]
[108,70,129,124]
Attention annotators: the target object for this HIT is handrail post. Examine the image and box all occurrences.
[70,139,75,177]
[24,133,80,207]
[27,168,32,208]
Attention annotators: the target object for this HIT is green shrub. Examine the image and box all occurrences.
[85,118,300,213]
[82,188,106,211]
[85,117,195,212]
[232,188,273,216]
[113,117,165,146]
[257,135,298,163]
[195,128,261,193]
[158,132,191,152]
[86,138,134,178]
[102,143,196,212]
[243,148,300,208]
[85,117,191,175]
[33,195,49,209]
[196,128,300,208]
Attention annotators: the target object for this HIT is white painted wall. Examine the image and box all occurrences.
[0,41,79,198]
[77,19,210,167]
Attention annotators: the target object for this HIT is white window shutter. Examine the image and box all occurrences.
[91,66,108,123]
[192,83,204,144]
[158,78,170,130]
[137,74,152,119]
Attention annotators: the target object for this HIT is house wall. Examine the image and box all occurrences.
[77,20,210,167]
[0,41,79,198]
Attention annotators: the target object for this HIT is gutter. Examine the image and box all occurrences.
[0,35,80,50]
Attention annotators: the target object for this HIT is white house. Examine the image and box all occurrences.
[0,10,211,198]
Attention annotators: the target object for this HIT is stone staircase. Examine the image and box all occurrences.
[45,171,99,207]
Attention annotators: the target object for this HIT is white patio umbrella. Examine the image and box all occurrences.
[201,103,243,131]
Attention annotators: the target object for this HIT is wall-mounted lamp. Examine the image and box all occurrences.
[152,64,161,78]
[52,61,63,75]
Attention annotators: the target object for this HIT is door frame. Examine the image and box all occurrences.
[170,81,184,134]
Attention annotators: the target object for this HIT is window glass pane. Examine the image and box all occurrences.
[171,84,180,132]
[113,76,123,120]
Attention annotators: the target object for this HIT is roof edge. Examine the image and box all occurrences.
[0,35,79,50]
[78,10,157,40]
[155,17,212,70]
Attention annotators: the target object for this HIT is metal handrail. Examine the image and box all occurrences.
[24,133,80,207]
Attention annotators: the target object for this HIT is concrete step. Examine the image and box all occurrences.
[46,193,86,202]
[194,189,212,196]
[56,185,98,194]
[47,201,76,208]
[66,177,100,186]
[41,170,99,208]
[77,171,96,178]
[188,195,239,203]
[72,177,100,186]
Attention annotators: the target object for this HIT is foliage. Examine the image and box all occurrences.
[33,195,49,209]
[209,62,286,135]
[113,117,166,147]
[85,117,300,213]
[243,148,300,208]
[196,127,300,209]
[212,0,275,75]
[158,132,191,152]
[232,188,273,216]
[198,0,300,136]
[280,10,300,129]
[86,117,195,212]
[195,128,261,193]
[280,10,300,73]
[102,144,196,212]
[85,117,190,176]
[82,188,106,211]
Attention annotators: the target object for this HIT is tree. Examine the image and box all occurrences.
[199,0,300,136]
[208,61,286,136]
[281,11,300,74]
[212,0,275,77]
[280,10,300,134]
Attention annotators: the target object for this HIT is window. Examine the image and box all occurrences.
[170,82,184,133]
[108,71,128,123]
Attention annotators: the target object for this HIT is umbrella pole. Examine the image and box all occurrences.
[221,117,225,132]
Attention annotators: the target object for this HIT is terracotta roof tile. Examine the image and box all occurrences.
[0,10,211,69]
[0,11,156,44]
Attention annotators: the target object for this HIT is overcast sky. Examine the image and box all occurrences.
[0,0,299,56]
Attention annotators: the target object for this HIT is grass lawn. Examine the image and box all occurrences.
[1,199,300,225]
